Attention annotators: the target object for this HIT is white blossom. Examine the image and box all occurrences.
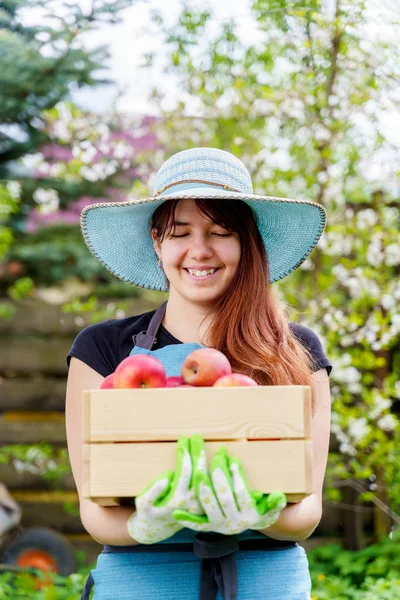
[377,414,397,432]
[33,188,60,214]
[367,232,384,267]
[369,393,392,419]
[385,244,400,266]
[356,209,378,229]
[6,181,21,199]
[348,417,370,443]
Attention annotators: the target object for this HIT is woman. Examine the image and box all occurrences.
[66,147,332,599]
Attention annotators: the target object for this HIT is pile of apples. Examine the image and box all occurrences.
[100,348,258,389]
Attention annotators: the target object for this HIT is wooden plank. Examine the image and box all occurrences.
[0,463,75,490]
[0,298,162,335]
[0,377,67,411]
[0,338,72,376]
[0,412,66,444]
[10,490,82,534]
[84,440,312,503]
[84,386,311,442]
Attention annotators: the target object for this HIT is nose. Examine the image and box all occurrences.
[187,233,214,260]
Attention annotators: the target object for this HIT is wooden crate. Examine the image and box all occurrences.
[82,386,313,506]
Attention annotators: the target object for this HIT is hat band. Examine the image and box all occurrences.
[155,179,241,196]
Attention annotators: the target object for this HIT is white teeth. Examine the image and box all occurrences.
[187,268,217,277]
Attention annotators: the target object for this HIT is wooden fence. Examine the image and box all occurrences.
[0,298,371,564]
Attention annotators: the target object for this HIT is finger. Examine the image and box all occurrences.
[266,492,287,512]
[251,490,264,503]
[172,509,209,525]
[211,447,238,519]
[156,437,191,506]
[137,470,174,507]
[172,514,210,532]
[190,434,207,477]
[256,491,287,516]
[194,470,224,522]
[229,457,254,513]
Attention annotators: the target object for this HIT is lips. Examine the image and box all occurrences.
[184,267,220,280]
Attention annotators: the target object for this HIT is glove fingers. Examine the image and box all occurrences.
[172,509,209,525]
[211,447,238,519]
[156,437,191,506]
[266,492,287,512]
[195,470,224,522]
[137,470,174,507]
[229,457,254,513]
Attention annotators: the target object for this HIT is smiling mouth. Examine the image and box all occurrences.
[184,268,220,279]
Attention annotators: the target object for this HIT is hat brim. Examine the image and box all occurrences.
[81,189,327,291]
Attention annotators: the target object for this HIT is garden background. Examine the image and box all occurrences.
[0,0,399,598]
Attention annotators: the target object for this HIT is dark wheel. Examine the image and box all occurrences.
[2,527,77,576]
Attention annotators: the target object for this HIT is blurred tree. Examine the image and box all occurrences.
[0,0,130,175]
[142,0,400,546]
[0,0,150,300]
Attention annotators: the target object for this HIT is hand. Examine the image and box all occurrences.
[173,445,287,536]
[127,435,206,544]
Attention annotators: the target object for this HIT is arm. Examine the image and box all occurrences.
[257,369,331,541]
[66,357,139,546]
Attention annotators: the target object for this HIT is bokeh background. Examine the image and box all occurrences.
[0,0,399,597]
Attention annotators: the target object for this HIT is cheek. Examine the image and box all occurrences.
[223,241,241,266]
[162,243,185,267]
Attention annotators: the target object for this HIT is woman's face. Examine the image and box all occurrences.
[152,199,241,306]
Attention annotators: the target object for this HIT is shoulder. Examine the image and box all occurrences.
[67,310,155,377]
[289,322,332,376]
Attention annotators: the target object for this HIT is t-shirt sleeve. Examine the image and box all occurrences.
[290,323,332,376]
[66,320,119,378]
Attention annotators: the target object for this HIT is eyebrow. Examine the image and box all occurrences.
[173,221,190,226]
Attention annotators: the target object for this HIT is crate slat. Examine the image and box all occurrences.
[83,386,311,442]
[83,440,313,504]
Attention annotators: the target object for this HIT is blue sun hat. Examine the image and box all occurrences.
[80,147,327,291]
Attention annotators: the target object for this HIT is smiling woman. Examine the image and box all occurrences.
[66,147,332,600]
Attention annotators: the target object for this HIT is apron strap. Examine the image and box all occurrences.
[193,533,239,600]
[131,301,168,350]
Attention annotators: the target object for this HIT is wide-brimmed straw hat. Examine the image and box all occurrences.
[80,147,327,291]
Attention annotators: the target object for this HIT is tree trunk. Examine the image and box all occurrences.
[342,483,365,550]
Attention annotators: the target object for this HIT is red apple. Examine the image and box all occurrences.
[181,348,231,386]
[100,374,114,389]
[213,373,258,387]
[166,376,184,387]
[114,355,167,389]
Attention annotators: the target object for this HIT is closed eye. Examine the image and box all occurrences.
[169,232,231,238]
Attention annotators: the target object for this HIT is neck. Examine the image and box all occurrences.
[162,293,215,345]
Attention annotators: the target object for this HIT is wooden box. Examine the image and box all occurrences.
[82,386,313,506]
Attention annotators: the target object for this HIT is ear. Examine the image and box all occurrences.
[151,229,161,259]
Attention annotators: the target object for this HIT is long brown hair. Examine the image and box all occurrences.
[151,198,316,410]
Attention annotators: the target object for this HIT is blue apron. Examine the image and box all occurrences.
[81,302,307,600]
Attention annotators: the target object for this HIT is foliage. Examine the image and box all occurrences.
[1,535,399,599]
[0,0,131,174]
[0,0,152,299]
[141,0,400,533]
[0,569,92,600]
[308,532,400,598]
[0,443,71,488]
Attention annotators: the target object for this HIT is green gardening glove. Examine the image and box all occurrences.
[127,436,205,544]
[173,445,287,535]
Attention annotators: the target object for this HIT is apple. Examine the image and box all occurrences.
[100,374,114,389]
[166,376,184,387]
[114,355,167,389]
[213,373,258,387]
[181,348,231,386]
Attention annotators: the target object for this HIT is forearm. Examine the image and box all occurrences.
[256,493,322,542]
[81,500,139,546]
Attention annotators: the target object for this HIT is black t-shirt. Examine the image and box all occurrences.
[67,309,332,378]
